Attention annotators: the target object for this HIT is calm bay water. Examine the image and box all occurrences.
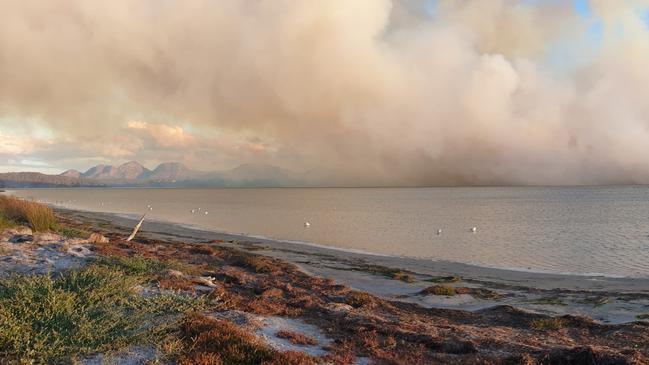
[10,186,649,278]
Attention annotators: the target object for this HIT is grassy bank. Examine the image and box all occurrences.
[0,256,208,363]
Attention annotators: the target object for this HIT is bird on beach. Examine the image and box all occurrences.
[436,229,442,235]
[470,227,477,233]
[304,222,311,227]
[204,211,209,215]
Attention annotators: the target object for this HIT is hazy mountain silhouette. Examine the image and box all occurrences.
[0,161,315,188]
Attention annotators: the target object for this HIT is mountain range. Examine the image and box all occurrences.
[0,161,312,188]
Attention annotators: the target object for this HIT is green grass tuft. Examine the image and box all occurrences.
[420,285,457,296]
[391,271,416,283]
[0,262,208,363]
[0,196,57,232]
[92,255,167,277]
[530,317,568,330]
[56,225,91,239]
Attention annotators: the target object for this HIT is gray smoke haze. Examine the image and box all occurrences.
[1,0,649,185]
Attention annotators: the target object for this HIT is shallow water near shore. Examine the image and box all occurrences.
[9,186,649,278]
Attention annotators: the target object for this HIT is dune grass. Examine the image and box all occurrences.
[0,258,208,363]
[0,195,57,232]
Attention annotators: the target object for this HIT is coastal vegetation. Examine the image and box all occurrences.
[0,195,56,232]
[530,318,569,330]
[420,284,457,296]
[0,261,207,363]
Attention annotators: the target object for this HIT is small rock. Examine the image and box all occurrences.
[163,269,185,278]
[325,302,354,313]
[10,235,33,244]
[88,233,109,244]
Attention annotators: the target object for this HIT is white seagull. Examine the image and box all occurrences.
[470,227,477,233]
[304,222,311,227]
[436,229,442,235]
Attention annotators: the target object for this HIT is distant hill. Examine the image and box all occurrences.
[0,162,314,188]
[60,169,81,179]
[114,161,152,180]
[150,162,203,181]
[0,172,104,188]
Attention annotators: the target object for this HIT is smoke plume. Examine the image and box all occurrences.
[1,0,649,185]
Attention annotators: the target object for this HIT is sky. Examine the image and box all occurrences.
[1,0,649,185]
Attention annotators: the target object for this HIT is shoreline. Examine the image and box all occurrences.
[10,187,649,281]
[59,207,649,325]
[2,197,648,363]
[62,208,649,289]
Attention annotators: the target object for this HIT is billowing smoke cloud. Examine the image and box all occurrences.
[1,0,649,185]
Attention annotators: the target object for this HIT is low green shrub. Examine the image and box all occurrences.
[0,263,207,363]
[92,255,167,277]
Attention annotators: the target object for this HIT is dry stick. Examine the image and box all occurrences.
[126,213,146,242]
